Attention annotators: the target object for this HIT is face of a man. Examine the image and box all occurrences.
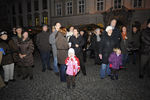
[16,28,22,34]
[55,23,61,31]
[111,19,117,27]
[43,26,48,32]
[0,34,8,40]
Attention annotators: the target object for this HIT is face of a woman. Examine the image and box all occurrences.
[107,29,113,36]
[0,34,8,40]
[73,29,78,37]
[133,27,137,33]
[23,32,28,40]
[122,27,127,32]
[111,19,117,27]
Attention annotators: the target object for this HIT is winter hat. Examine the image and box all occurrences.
[68,48,75,57]
[105,26,113,32]
[0,31,7,36]
[147,18,150,25]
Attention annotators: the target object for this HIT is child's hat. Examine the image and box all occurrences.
[0,31,7,36]
[68,48,75,56]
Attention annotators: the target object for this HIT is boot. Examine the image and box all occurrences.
[115,74,118,80]
[111,75,115,80]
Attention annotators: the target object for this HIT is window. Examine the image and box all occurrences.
[19,16,23,27]
[18,3,22,14]
[43,16,48,25]
[114,0,122,9]
[42,0,47,9]
[27,15,32,26]
[133,0,142,8]
[12,5,16,15]
[35,17,40,26]
[56,3,62,16]
[27,0,31,12]
[66,0,73,15]
[78,0,85,14]
[34,0,39,11]
[12,17,16,27]
[97,0,104,11]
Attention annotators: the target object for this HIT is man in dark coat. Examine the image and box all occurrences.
[139,19,150,79]
[36,25,52,72]
[69,29,87,75]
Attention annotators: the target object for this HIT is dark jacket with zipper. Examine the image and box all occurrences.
[69,35,85,55]
[99,31,117,64]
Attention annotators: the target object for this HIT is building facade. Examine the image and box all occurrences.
[7,0,150,29]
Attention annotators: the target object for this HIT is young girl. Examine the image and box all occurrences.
[109,48,122,80]
[65,48,80,89]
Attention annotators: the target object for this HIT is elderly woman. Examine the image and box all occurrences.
[99,26,118,79]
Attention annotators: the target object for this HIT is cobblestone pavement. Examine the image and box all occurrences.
[0,52,150,100]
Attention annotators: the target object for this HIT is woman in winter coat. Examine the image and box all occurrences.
[99,26,118,79]
[56,28,69,82]
[120,26,129,68]
[0,31,18,85]
[17,31,34,80]
[69,29,86,75]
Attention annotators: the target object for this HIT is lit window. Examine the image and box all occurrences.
[66,0,73,15]
[97,0,104,11]
[35,17,40,26]
[78,0,85,14]
[43,16,48,25]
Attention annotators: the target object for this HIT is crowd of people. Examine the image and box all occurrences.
[0,18,150,89]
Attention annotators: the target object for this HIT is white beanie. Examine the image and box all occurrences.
[105,26,113,32]
[68,48,75,57]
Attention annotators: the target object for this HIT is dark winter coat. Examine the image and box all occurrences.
[69,35,85,55]
[56,32,69,64]
[103,28,122,48]
[129,31,140,50]
[36,31,51,52]
[0,39,18,65]
[140,27,150,54]
[17,38,34,67]
[109,52,122,70]
[99,31,117,64]
[91,34,101,51]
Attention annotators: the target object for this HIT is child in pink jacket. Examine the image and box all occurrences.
[65,48,80,89]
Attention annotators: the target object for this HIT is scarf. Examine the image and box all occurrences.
[122,32,127,40]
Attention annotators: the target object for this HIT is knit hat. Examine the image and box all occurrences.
[68,48,75,57]
[0,31,7,36]
[147,18,150,25]
[105,26,113,32]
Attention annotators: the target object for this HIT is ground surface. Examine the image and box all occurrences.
[0,52,150,100]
